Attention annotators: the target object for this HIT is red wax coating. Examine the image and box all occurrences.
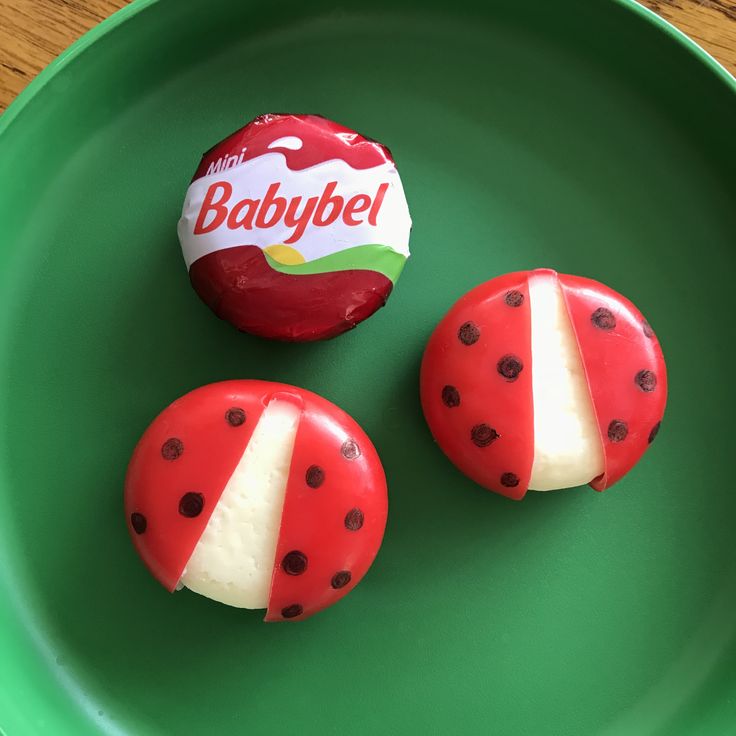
[189,245,393,342]
[124,381,266,590]
[192,113,392,181]
[558,272,667,490]
[266,391,388,621]
[420,272,535,500]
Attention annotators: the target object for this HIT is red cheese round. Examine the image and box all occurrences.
[420,269,667,500]
[124,380,388,620]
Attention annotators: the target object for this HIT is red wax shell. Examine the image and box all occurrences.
[266,393,388,621]
[420,270,667,499]
[558,272,668,490]
[189,245,393,342]
[124,380,388,620]
[124,381,266,590]
[193,114,392,179]
[419,272,535,500]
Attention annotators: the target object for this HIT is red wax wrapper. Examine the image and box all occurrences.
[177,114,412,341]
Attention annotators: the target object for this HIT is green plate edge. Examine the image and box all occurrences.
[0,1,734,735]
[1,0,733,144]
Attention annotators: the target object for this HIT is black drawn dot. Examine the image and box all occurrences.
[161,438,183,460]
[471,424,499,448]
[591,307,616,330]
[442,385,461,408]
[344,508,364,531]
[458,322,480,345]
[331,571,352,589]
[130,513,147,534]
[282,551,308,576]
[505,290,524,307]
[341,439,361,460]
[635,370,657,392]
[306,465,325,488]
[225,407,246,426]
[497,354,524,382]
[500,472,520,488]
[178,492,204,518]
[607,420,629,442]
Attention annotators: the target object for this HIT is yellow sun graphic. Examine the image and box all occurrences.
[263,244,305,266]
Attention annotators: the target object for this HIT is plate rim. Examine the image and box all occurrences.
[0,0,734,733]
[0,0,734,142]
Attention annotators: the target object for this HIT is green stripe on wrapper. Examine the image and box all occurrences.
[263,244,407,284]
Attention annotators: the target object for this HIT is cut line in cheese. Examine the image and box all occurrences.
[180,398,300,608]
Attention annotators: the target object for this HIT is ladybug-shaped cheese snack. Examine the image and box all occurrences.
[420,269,667,500]
[178,114,412,341]
[124,381,387,621]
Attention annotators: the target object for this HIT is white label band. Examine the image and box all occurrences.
[178,152,412,269]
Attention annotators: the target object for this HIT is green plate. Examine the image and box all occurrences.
[1,1,734,733]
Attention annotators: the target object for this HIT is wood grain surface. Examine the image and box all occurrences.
[0,0,735,113]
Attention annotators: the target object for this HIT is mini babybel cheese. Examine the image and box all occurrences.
[420,269,667,499]
[124,380,388,620]
[177,114,413,342]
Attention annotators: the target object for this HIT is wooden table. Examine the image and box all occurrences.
[1,0,735,112]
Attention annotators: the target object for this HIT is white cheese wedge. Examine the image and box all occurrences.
[528,273,604,491]
[180,398,300,607]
